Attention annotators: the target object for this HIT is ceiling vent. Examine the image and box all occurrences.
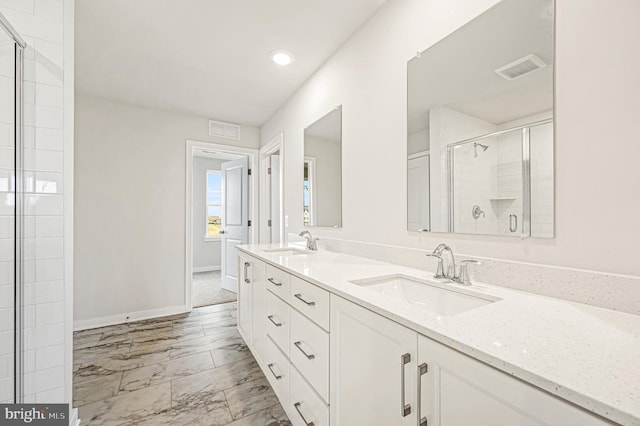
[495,54,547,80]
[209,120,241,140]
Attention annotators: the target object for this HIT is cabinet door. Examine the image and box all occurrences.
[237,254,252,343]
[330,295,417,426]
[417,335,613,426]
[251,258,267,364]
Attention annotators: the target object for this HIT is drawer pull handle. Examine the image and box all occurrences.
[267,315,282,327]
[294,293,315,306]
[294,341,315,360]
[294,402,315,426]
[267,363,282,380]
[268,278,282,287]
[401,352,411,417]
[417,363,428,426]
[243,262,250,283]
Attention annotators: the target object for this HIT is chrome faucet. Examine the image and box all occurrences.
[298,231,319,251]
[425,244,481,286]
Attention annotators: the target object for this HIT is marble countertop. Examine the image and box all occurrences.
[238,244,640,426]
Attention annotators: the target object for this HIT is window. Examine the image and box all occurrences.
[206,170,222,238]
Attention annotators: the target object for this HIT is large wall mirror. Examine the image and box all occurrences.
[407,0,554,238]
[304,106,342,228]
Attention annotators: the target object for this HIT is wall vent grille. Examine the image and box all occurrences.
[495,54,546,80]
[209,120,241,140]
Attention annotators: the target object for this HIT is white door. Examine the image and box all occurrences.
[408,153,430,232]
[221,157,249,293]
[270,154,281,243]
[330,295,418,426]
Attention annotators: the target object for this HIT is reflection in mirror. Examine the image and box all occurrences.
[407,0,554,238]
[304,106,342,228]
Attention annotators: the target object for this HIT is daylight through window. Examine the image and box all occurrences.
[207,171,222,237]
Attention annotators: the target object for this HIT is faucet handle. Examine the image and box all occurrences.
[454,259,482,286]
[425,253,446,279]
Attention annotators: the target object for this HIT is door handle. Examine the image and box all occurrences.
[267,278,282,287]
[243,262,250,283]
[509,214,518,233]
[267,363,282,380]
[417,363,428,426]
[294,293,315,307]
[267,315,282,327]
[294,341,315,360]
[401,353,411,417]
[219,230,225,234]
[293,402,315,426]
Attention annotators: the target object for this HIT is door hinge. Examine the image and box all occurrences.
[267,167,271,175]
[248,220,252,226]
[248,168,252,176]
[268,219,272,227]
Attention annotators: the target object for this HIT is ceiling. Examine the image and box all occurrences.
[407,0,554,133]
[75,0,387,127]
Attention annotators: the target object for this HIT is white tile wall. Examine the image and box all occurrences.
[0,0,69,405]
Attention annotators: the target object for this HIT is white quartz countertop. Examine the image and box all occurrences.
[238,244,640,426]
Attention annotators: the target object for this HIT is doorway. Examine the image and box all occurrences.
[259,133,285,244]
[185,141,258,310]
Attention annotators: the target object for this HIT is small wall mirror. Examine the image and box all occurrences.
[304,106,342,228]
[407,0,554,238]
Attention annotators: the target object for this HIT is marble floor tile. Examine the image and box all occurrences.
[73,372,123,407]
[119,351,214,393]
[78,381,171,426]
[203,317,238,336]
[195,301,237,315]
[225,377,281,420]
[171,356,264,409]
[211,341,253,367]
[225,403,291,426]
[74,340,132,367]
[129,325,204,350]
[133,398,233,426]
[173,309,236,328]
[73,332,104,350]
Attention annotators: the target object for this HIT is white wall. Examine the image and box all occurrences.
[261,0,640,278]
[304,136,341,227]
[74,93,259,325]
[0,0,74,406]
[192,156,222,271]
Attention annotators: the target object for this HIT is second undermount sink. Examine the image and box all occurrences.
[263,247,312,256]
[350,275,498,316]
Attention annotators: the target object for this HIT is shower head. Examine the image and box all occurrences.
[473,142,489,157]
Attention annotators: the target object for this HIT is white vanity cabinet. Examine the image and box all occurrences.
[237,252,267,364]
[330,294,612,426]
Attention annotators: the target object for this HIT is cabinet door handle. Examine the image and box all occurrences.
[267,363,282,380]
[267,277,282,287]
[401,353,412,417]
[417,363,428,426]
[243,262,250,283]
[294,402,315,426]
[294,341,315,360]
[267,315,282,327]
[294,293,315,306]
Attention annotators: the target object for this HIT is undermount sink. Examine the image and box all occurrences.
[350,274,497,316]
[263,247,312,256]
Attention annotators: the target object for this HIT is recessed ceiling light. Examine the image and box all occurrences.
[271,50,294,66]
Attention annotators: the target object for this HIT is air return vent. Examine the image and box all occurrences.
[495,54,547,80]
[209,120,241,140]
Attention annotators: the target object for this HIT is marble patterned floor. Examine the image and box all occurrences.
[193,271,238,308]
[73,302,291,426]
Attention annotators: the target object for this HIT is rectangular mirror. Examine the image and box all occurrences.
[304,106,342,228]
[407,0,554,238]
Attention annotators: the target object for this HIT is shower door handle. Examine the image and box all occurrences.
[509,214,518,233]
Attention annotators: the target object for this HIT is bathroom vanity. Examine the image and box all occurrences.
[236,245,639,426]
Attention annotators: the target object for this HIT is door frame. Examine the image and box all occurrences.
[259,132,285,244]
[185,140,258,311]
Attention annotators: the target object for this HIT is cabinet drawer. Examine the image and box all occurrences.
[266,290,290,356]
[290,276,330,331]
[264,335,290,410]
[290,365,329,426]
[266,264,291,302]
[290,308,329,403]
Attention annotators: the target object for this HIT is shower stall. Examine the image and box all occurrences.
[0,13,26,404]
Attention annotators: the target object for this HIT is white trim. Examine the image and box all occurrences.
[303,156,316,226]
[259,133,285,244]
[69,408,79,426]
[185,140,258,313]
[203,237,222,242]
[63,0,75,408]
[73,305,187,332]
[205,169,222,238]
[194,266,221,273]
[408,149,430,160]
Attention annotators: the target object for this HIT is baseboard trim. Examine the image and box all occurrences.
[69,408,79,426]
[193,266,221,273]
[73,305,188,331]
